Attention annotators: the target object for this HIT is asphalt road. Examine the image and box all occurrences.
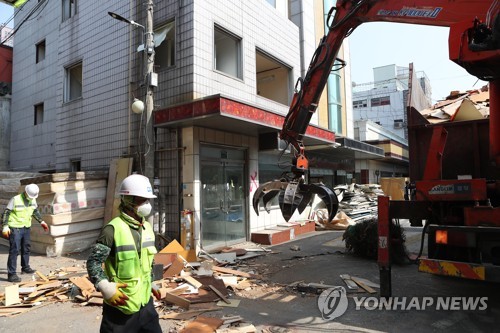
[0,228,499,332]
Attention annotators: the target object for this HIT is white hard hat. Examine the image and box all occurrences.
[119,174,157,199]
[25,184,40,199]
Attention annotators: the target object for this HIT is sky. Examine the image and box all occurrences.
[348,22,488,103]
[0,3,488,103]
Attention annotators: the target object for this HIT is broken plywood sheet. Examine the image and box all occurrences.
[42,207,105,225]
[180,315,224,333]
[182,276,229,304]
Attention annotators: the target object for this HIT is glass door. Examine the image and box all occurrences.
[201,146,247,249]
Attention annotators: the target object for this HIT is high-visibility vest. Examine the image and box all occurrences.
[104,216,157,315]
[8,194,36,228]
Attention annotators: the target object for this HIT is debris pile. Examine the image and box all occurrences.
[420,85,489,123]
[313,183,384,230]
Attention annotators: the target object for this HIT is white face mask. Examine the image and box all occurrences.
[136,202,152,217]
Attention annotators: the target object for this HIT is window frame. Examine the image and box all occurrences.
[62,0,77,22]
[36,40,46,63]
[213,24,242,80]
[34,103,44,125]
[154,20,176,70]
[371,96,391,107]
[353,99,367,108]
[64,61,83,102]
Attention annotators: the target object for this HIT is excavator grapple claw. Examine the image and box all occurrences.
[253,178,339,222]
[252,180,288,216]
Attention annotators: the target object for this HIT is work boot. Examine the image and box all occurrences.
[8,274,21,283]
[21,267,35,274]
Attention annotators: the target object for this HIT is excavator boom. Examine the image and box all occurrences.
[254,0,500,222]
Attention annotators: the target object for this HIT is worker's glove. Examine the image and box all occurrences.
[2,226,10,239]
[152,283,162,301]
[97,280,129,306]
[40,221,49,232]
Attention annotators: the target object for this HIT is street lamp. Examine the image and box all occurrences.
[108,12,145,29]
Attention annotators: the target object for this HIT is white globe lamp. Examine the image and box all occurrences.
[131,98,145,114]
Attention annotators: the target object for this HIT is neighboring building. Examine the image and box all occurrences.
[351,64,432,182]
[0,43,12,170]
[0,25,13,48]
[9,0,380,250]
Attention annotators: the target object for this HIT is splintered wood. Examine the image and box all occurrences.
[0,266,86,317]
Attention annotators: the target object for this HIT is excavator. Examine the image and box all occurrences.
[254,0,500,281]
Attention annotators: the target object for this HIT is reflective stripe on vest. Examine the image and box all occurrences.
[104,217,157,315]
[8,194,36,228]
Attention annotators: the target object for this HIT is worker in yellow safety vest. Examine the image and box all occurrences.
[2,183,49,282]
[87,174,162,333]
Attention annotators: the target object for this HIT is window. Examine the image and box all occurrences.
[214,25,242,79]
[70,159,81,172]
[36,40,46,63]
[255,50,291,105]
[371,96,391,107]
[353,99,367,108]
[34,103,44,125]
[394,119,405,129]
[154,20,176,69]
[327,63,343,134]
[65,62,82,102]
[62,0,77,21]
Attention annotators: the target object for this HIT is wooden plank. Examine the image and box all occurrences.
[183,275,203,289]
[339,274,359,291]
[350,276,377,294]
[212,266,260,279]
[164,292,191,309]
[208,284,230,304]
[36,271,49,282]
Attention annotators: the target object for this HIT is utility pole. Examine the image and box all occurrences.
[144,0,157,227]
[144,0,155,182]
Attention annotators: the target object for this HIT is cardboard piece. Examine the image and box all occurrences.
[4,285,21,306]
[154,253,185,278]
[159,239,198,262]
[69,276,96,298]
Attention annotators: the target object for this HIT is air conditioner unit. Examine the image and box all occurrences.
[394,122,405,129]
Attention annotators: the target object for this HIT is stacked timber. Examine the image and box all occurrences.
[19,171,108,256]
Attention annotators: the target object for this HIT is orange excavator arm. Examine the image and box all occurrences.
[254,0,499,222]
[282,0,498,165]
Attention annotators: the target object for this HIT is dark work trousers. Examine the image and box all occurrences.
[100,297,162,333]
[8,227,31,275]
